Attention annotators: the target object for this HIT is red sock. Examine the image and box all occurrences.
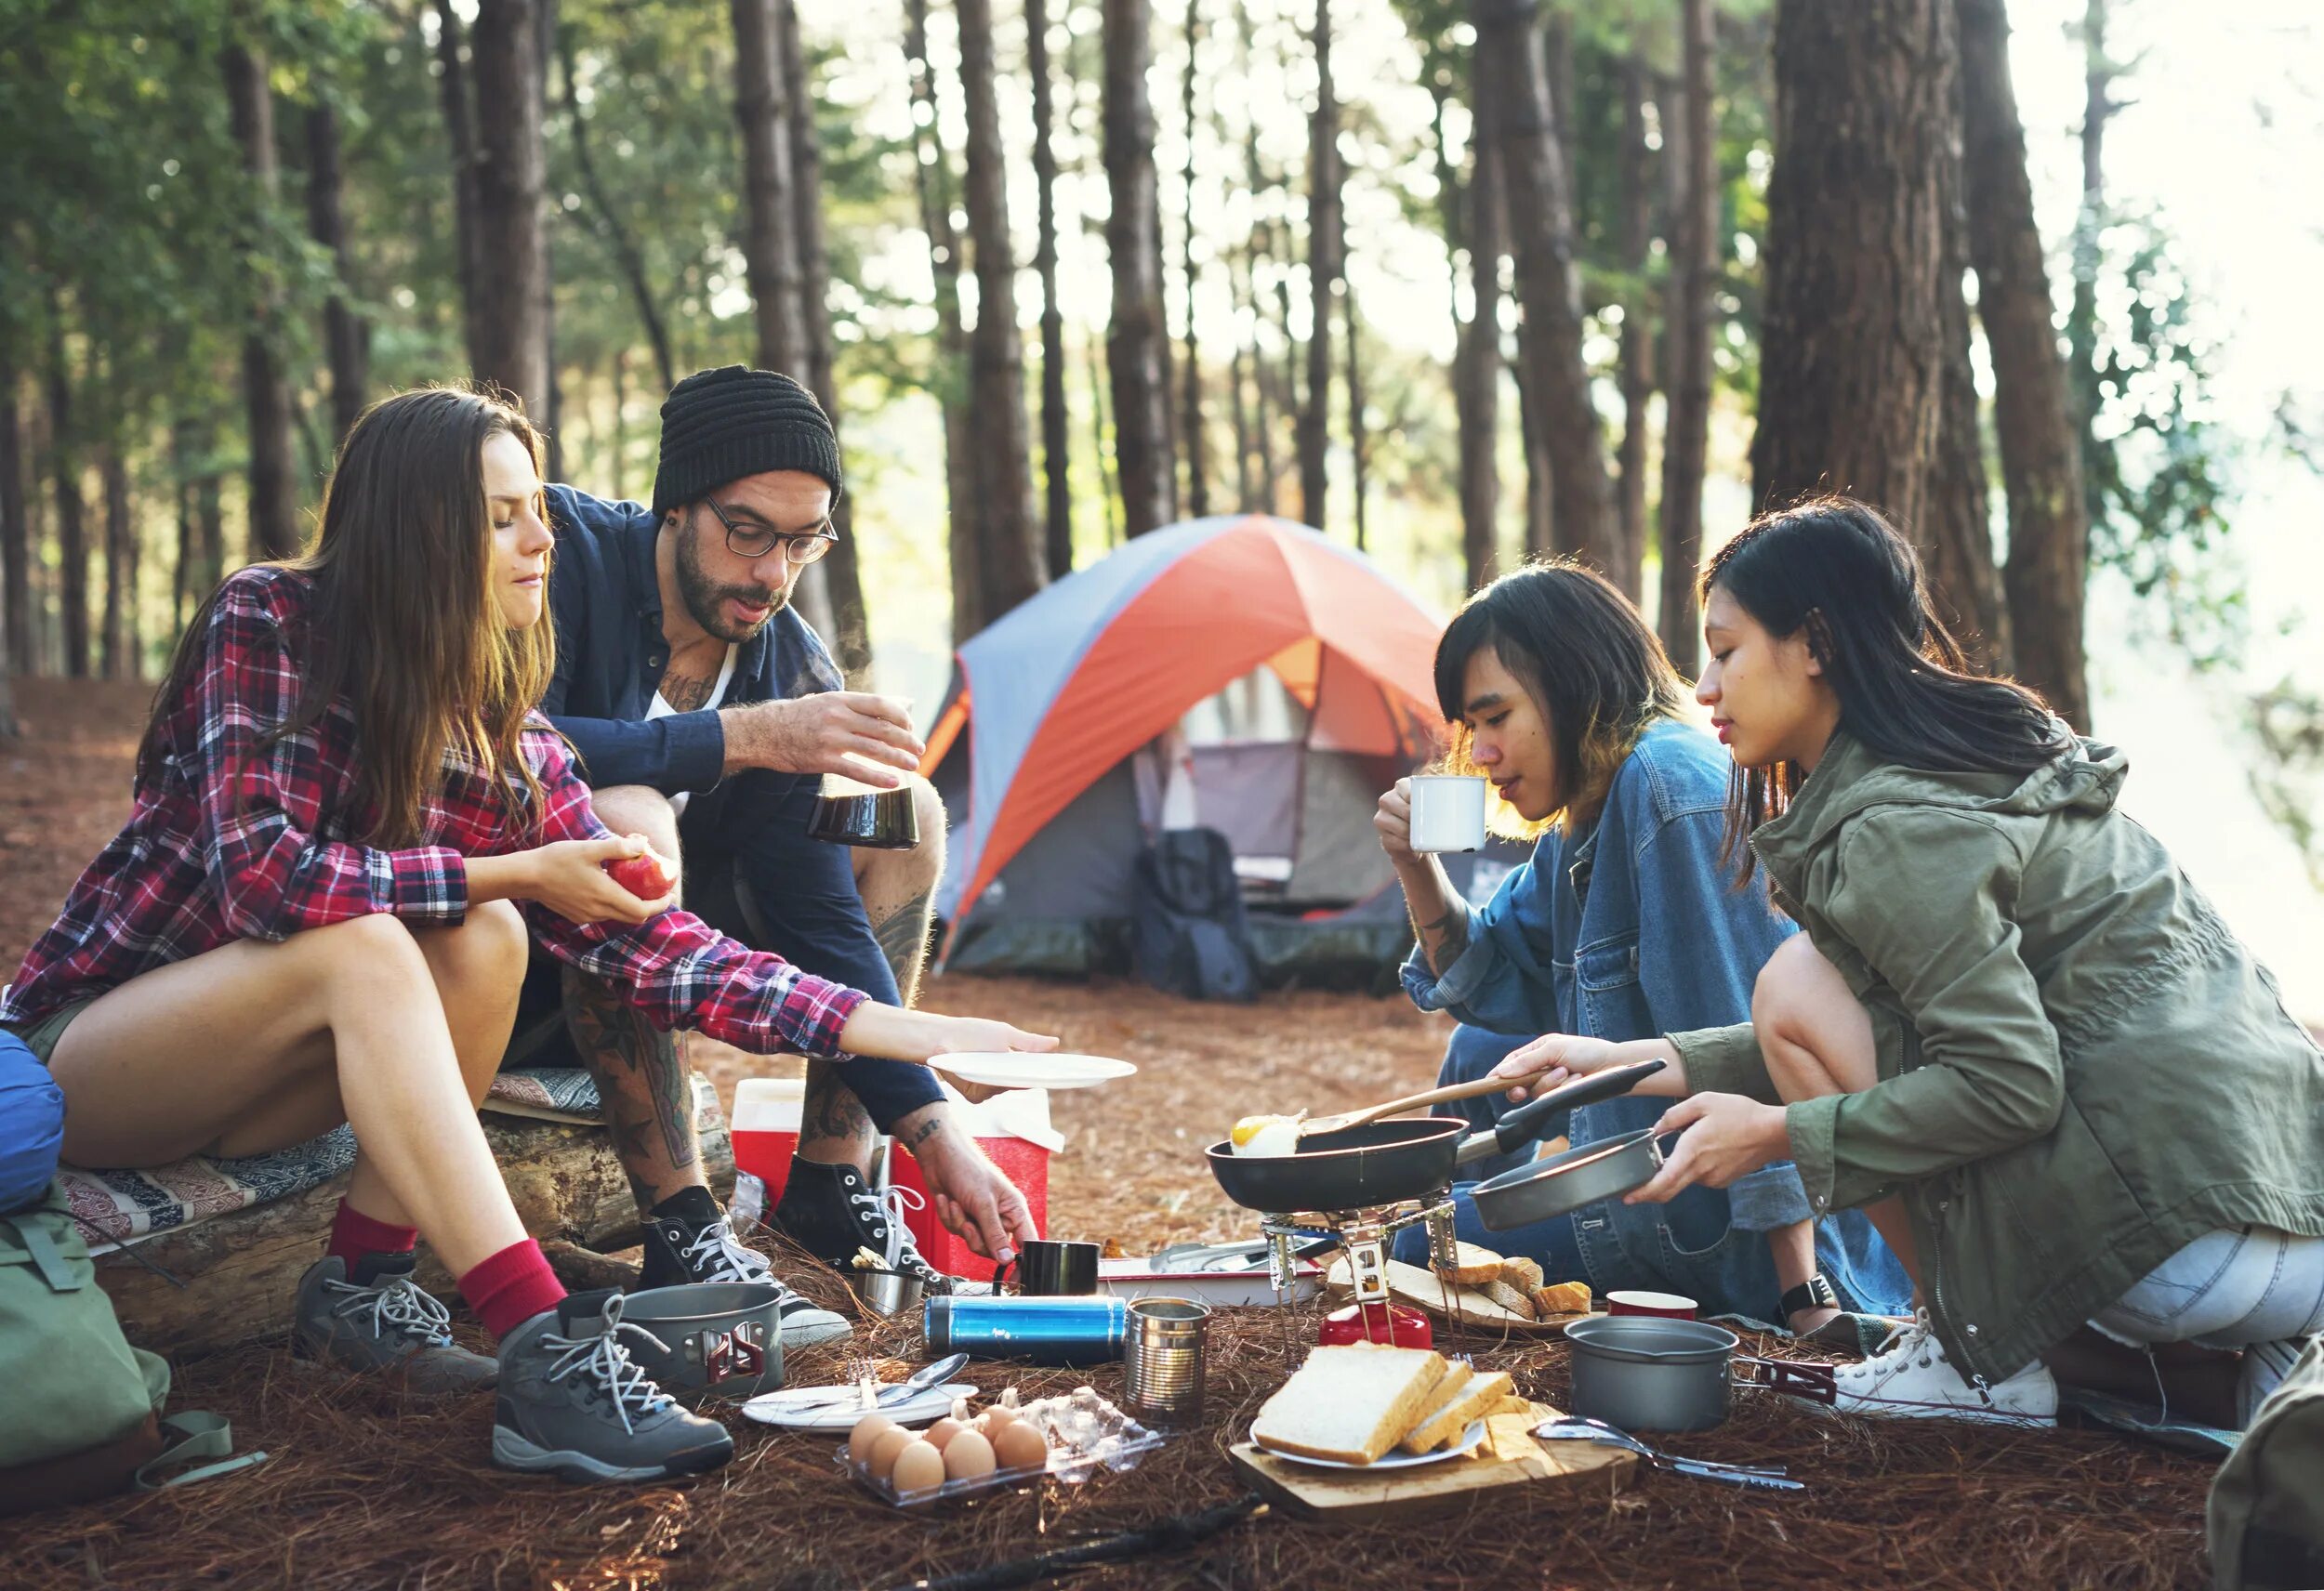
[326,1199,418,1273]
[458,1239,568,1341]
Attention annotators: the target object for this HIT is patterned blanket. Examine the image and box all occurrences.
[59,1065,610,1252]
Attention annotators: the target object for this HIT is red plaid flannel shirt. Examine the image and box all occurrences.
[1,566,867,1057]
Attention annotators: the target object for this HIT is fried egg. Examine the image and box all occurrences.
[1229,1113,1304,1157]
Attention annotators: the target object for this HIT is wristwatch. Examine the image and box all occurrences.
[1779,1274,1838,1319]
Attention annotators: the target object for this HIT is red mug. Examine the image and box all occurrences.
[1605,1289,1697,1320]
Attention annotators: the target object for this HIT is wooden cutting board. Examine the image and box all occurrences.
[1324,1256,1597,1335]
[1228,1401,1631,1521]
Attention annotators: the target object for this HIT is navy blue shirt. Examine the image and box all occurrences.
[539,485,943,1129]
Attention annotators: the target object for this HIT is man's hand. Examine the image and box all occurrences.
[896,1108,1039,1264]
[1625,1094,1791,1203]
[723,692,924,784]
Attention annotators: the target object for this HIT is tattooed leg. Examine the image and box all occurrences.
[562,964,704,1211]
[796,1055,878,1175]
[851,775,946,1006]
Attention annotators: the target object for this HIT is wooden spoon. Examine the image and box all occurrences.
[1298,1076,1518,1138]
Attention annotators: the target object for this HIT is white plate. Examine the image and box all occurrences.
[929,1052,1138,1091]
[1251,1418,1487,1470]
[740,1382,980,1431]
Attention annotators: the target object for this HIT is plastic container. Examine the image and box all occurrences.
[1318,1300,1434,1348]
[731,1076,804,1207]
[837,1388,1166,1510]
[890,1138,1051,1279]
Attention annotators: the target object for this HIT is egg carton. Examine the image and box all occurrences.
[836,1388,1169,1510]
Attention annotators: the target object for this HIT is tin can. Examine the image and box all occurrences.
[1121,1297,1209,1426]
[922,1295,1128,1365]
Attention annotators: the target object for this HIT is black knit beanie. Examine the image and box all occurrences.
[650,365,842,517]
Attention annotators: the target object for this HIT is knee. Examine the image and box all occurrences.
[304,913,430,995]
[591,784,683,865]
[1750,934,1833,1043]
[444,899,530,987]
[1443,1024,1526,1087]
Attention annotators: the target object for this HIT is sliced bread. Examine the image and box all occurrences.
[1532,1280,1592,1318]
[1482,1279,1538,1320]
[1448,1242,1503,1286]
[1497,1256,1544,1293]
[1398,1360,1477,1436]
[1251,1346,1449,1466]
[1398,1370,1515,1454]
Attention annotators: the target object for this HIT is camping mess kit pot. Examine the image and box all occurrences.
[616,1282,786,1403]
[1564,1315,1837,1433]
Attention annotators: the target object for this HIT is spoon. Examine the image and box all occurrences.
[1534,1417,1804,1492]
[788,1352,972,1414]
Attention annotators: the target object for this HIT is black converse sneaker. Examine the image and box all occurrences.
[638,1189,852,1350]
[772,1157,956,1292]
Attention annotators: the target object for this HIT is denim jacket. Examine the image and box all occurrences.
[1403,720,1910,1321]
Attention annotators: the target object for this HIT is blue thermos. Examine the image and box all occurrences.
[923,1295,1128,1365]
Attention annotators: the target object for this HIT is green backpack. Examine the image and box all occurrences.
[0,1184,262,1513]
[2211,1335,2324,1591]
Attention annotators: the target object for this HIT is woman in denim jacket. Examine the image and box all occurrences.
[1380,561,1908,1340]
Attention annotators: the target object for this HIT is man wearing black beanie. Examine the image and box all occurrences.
[511,366,1041,1323]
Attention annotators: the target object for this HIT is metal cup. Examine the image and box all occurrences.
[1121,1296,1210,1426]
[995,1239,1101,1295]
[850,1268,927,1318]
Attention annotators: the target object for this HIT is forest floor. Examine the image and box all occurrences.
[0,678,2214,1590]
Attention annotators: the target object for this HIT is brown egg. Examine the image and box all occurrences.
[869,1426,918,1480]
[993,1419,1050,1472]
[942,1428,997,1480]
[889,1439,947,1495]
[980,1404,1017,1432]
[849,1413,898,1467]
[924,1415,968,1453]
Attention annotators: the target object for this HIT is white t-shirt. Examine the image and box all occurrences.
[646,643,738,816]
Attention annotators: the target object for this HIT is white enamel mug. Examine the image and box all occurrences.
[1406,775,1488,853]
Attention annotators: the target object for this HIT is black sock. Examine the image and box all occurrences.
[650,1185,722,1229]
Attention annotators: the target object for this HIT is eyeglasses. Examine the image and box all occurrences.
[699,496,838,564]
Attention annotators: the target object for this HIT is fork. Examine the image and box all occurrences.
[1534,1417,1805,1492]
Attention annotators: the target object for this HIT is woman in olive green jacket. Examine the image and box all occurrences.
[1491,497,2324,1427]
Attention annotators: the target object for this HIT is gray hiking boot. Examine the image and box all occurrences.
[293,1254,500,1395]
[639,1208,854,1351]
[491,1290,735,1483]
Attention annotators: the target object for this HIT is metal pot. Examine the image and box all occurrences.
[616,1282,786,1404]
[1470,1127,1665,1230]
[1565,1314,1834,1433]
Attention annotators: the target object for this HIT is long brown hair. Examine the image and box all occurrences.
[1433,559,1688,836]
[140,385,557,845]
[1702,496,2069,882]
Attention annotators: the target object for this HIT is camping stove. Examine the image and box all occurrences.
[1258,1193,1459,1348]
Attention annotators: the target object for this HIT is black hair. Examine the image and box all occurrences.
[1701,496,2073,877]
[1434,559,1688,834]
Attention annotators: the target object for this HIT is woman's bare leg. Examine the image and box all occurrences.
[49,908,530,1275]
[1751,935,1923,1293]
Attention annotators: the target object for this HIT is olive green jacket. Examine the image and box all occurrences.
[1671,731,2324,1384]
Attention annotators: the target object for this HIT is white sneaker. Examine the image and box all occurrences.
[1810,1309,2057,1425]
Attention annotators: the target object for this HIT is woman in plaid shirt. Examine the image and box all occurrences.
[0,387,1054,1482]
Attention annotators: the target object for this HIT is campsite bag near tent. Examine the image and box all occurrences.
[1132,829,1259,1002]
[2210,1335,2324,1591]
[0,1183,264,1514]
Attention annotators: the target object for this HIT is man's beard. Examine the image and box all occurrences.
[676,522,788,644]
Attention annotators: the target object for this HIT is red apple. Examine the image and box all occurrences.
[605,841,678,901]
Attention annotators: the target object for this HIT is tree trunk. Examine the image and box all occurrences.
[1657,0,1715,671]
[1929,195,2008,668]
[0,348,27,677]
[1448,66,1503,592]
[1612,57,1654,604]
[1345,279,1367,550]
[1961,1,2092,719]
[100,449,133,680]
[955,0,1044,622]
[469,0,551,420]
[535,0,560,479]
[905,0,982,636]
[1177,0,1209,520]
[1103,0,1178,536]
[1298,0,1340,533]
[1752,0,2000,655]
[731,0,806,378]
[1227,326,1253,511]
[432,0,490,369]
[777,0,872,680]
[1512,344,1553,558]
[304,102,371,450]
[1027,0,1074,572]
[1237,1,1278,512]
[223,42,302,560]
[1542,4,1578,201]
[46,331,86,679]
[1473,0,1615,573]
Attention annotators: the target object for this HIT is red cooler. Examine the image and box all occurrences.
[885,1091,1058,1279]
[731,1076,804,1207]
